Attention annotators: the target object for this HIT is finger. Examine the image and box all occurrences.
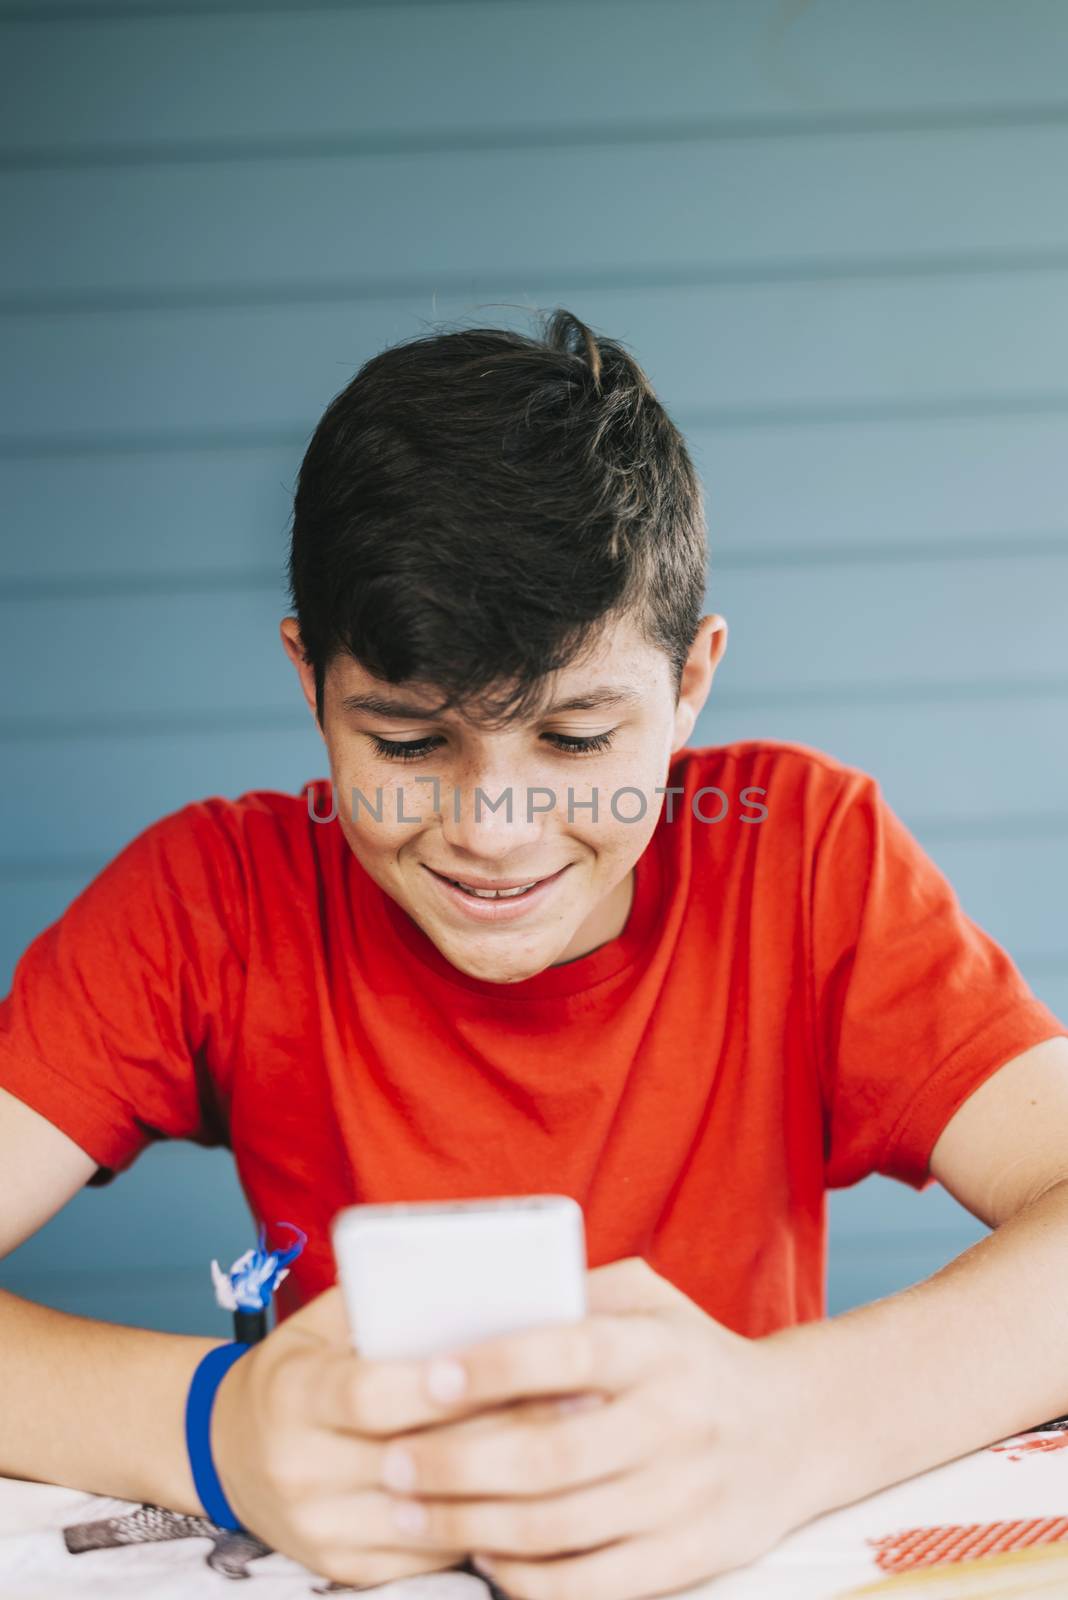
[459,1393,607,1425]
[290,1489,464,1569]
[294,1391,559,1491]
[314,1313,663,1437]
[379,1383,658,1497]
[469,1509,765,1600]
[265,1402,604,1544]
[269,1424,384,1496]
[313,1345,439,1436]
[311,1351,564,1438]
[307,1381,604,1509]
[311,1541,467,1591]
[430,1312,669,1416]
[380,1443,715,1559]
[280,1282,352,1347]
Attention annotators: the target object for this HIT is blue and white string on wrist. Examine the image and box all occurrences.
[210,1220,307,1344]
[185,1220,308,1531]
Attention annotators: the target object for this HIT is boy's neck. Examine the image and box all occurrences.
[551,866,636,966]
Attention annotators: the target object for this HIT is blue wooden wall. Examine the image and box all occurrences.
[2,0,1067,1336]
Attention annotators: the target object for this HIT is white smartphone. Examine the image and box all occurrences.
[331,1194,588,1361]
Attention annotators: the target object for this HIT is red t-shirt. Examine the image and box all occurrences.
[2,741,1065,1337]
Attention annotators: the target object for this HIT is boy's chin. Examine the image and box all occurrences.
[431,930,562,986]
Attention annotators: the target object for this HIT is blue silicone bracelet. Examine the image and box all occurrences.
[185,1341,251,1530]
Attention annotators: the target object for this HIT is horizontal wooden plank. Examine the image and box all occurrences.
[6,415,1068,587]
[0,727,322,858]
[707,551,1068,700]
[10,125,1068,304]
[2,554,1065,724]
[826,1230,987,1313]
[3,696,1068,861]
[704,700,1068,834]
[0,586,294,721]
[7,277,1068,446]
[694,414,1068,561]
[5,0,1068,156]
[1032,974,1068,1023]
[0,445,297,585]
[929,836,1068,971]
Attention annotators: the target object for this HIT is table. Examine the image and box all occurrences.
[4,1415,1068,1598]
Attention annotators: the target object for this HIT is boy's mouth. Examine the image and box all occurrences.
[424,863,571,916]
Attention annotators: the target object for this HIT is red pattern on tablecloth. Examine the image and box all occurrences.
[868,1516,1068,1572]
[991,1432,1068,1461]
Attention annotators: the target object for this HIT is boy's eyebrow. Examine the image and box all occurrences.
[545,687,643,713]
[339,685,643,721]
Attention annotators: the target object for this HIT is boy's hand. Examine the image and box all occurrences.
[356,1257,814,1600]
[209,1283,616,1587]
[210,1283,478,1587]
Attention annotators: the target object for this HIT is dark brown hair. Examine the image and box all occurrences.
[287,307,708,728]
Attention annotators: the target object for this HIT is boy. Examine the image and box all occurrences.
[2,308,1068,1598]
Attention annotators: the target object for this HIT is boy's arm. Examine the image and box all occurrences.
[0,1289,221,1510]
[0,1087,221,1508]
[774,1034,1068,1515]
[0,1089,469,1586]
[0,1086,97,1257]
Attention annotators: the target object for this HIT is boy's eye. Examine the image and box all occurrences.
[369,735,442,762]
[545,730,615,754]
[367,731,616,762]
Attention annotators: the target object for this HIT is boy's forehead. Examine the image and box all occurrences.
[332,615,668,723]
[337,676,651,726]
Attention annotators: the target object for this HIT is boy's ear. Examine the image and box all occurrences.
[279,617,321,726]
[672,613,728,751]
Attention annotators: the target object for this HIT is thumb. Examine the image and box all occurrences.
[277,1281,353,1348]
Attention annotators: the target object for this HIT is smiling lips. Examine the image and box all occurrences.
[424,863,571,916]
[428,866,563,893]
[450,879,537,899]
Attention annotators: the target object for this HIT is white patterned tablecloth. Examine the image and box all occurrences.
[3,1418,1068,1598]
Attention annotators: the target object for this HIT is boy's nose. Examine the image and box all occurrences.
[437,774,557,857]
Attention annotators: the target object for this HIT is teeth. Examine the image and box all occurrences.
[455,880,537,898]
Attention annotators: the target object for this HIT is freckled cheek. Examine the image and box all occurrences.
[332,788,431,876]
[335,761,433,826]
[566,752,659,835]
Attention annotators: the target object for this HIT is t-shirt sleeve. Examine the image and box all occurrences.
[0,799,248,1182]
[811,767,1068,1191]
